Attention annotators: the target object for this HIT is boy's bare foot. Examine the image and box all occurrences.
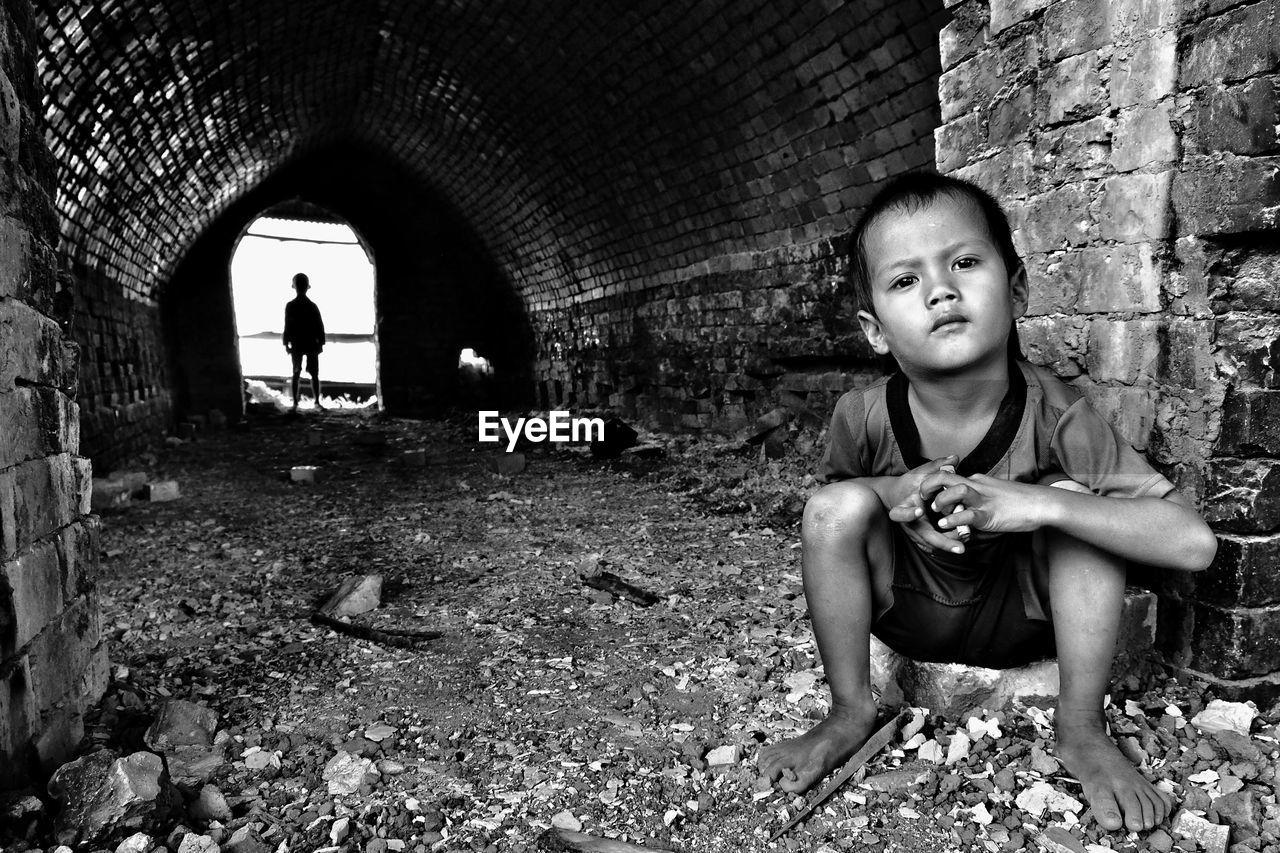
[757,702,879,793]
[1055,713,1173,832]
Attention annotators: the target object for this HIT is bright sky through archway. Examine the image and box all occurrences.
[231,216,376,382]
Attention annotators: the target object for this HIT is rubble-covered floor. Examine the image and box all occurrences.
[15,410,1280,853]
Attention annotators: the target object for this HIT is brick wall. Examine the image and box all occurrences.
[934,0,1280,698]
[0,1,108,788]
[532,0,949,429]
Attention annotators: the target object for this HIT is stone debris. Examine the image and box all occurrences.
[144,699,219,751]
[49,750,168,848]
[1036,825,1088,853]
[177,833,219,853]
[114,831,153,853]
[1191,699,1258,736]
[322,750,378,795]
[188,785,231,824]
[320,574,383,616]
[1173,809,1231,853]
[1015,781,1085,818]
[705,744,742,766]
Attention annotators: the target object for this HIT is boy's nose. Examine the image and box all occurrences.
[926,279,960,306]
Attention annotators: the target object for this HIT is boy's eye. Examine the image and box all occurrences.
[954,257,980,269]
[889,275,917,289]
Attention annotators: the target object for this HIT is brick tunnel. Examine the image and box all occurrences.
[2,0,1280,790]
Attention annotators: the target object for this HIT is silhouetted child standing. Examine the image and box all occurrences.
[283,272,325,412]
[758,172,1217,833]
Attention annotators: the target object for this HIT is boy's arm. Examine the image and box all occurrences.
[923,472,1218,571]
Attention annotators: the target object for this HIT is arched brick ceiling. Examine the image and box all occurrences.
[34,0,944,306]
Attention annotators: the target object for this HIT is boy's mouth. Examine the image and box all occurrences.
[931,313,968,331]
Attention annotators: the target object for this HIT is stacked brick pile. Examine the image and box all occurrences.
[0,3,107,787]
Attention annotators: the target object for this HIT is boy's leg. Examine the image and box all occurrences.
[758,481,893,792]
[1045,480,1173,832]
[290,352,302,410]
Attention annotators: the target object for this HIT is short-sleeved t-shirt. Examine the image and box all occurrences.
[815,360,1174,666]
[818,359,1174,501]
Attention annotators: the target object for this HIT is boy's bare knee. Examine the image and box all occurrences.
[803,481,883,539]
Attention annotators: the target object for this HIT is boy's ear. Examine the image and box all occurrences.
[857,309,892,355]
[1009,263,1029,319]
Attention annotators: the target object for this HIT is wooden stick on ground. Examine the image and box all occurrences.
[769,709,906,841]
[539,827,673,852]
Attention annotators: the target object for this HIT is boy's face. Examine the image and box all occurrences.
[856,195,1026,377]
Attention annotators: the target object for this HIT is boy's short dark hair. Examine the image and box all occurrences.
[293,272,310,290]
[846,171,1024,361]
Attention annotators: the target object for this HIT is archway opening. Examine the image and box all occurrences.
[230,203,378,410]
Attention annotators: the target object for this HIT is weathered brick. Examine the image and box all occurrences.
[1107,0,1178,40]
[0,217,31,301]
[990,0,1054,33]
[987,86,1035,145]
[1187,78,1280,156]
[26,593,101,713]
[1024,250,1084,315]
[0,299,64,390]
[1191,602,1280,679]
[1204,459,1280,533]
[939,54,1004,123]
[939,3,988,70]
[935,112,985,173]
[1,540,62,657]
[1110,33,1177,107]
[1044,52,1106,124]
[1217,388,1280,456]
[953,143,1032,199]
[1099,172,1174,243]
[0,454,81,559]
[1032,116,1113,183]
[1020,183,1094,252]
[0,655,37,788]
[1175,156,1280,237]
[1182,2,1280,88]
[1019,316,1088,377]
[1218,248,1280,313]
[56,518,99,602]
[1085,318,1161,384]
[1214,317,1280,390]
[1199,534,1280,608]
[1112,102,1178,172]
[1077,243,1162,313]
[1043,0,1112,60]
[0,65,17,157]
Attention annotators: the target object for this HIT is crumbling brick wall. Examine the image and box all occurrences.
[0,1,108,787]
[934,0,1279,699]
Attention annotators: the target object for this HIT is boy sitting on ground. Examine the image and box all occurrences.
[757,172,1218,833]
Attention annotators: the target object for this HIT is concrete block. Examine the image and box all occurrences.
[1203,459,1280,533]
[0,66,18,158]
[0,455,81,558]
[0,299,64,390]
[0,216,31,301]
[1077,243,1162,313]
[1031,117,1113,184]
[939,55,1003,123]
[1099,172,1174,242]
[1213,317,1280,389]
[1199,533,1280,608]
[939,3,988,70]
[1020,183,1093,252]
[1107,0,1176,40]
[1044,52,1106,124]
[58,517,100,600]
[1112,102,1177,172]
[90,479,129,512]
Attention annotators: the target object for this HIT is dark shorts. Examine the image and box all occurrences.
[870,526,1057,669]
[291,351,319,374]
